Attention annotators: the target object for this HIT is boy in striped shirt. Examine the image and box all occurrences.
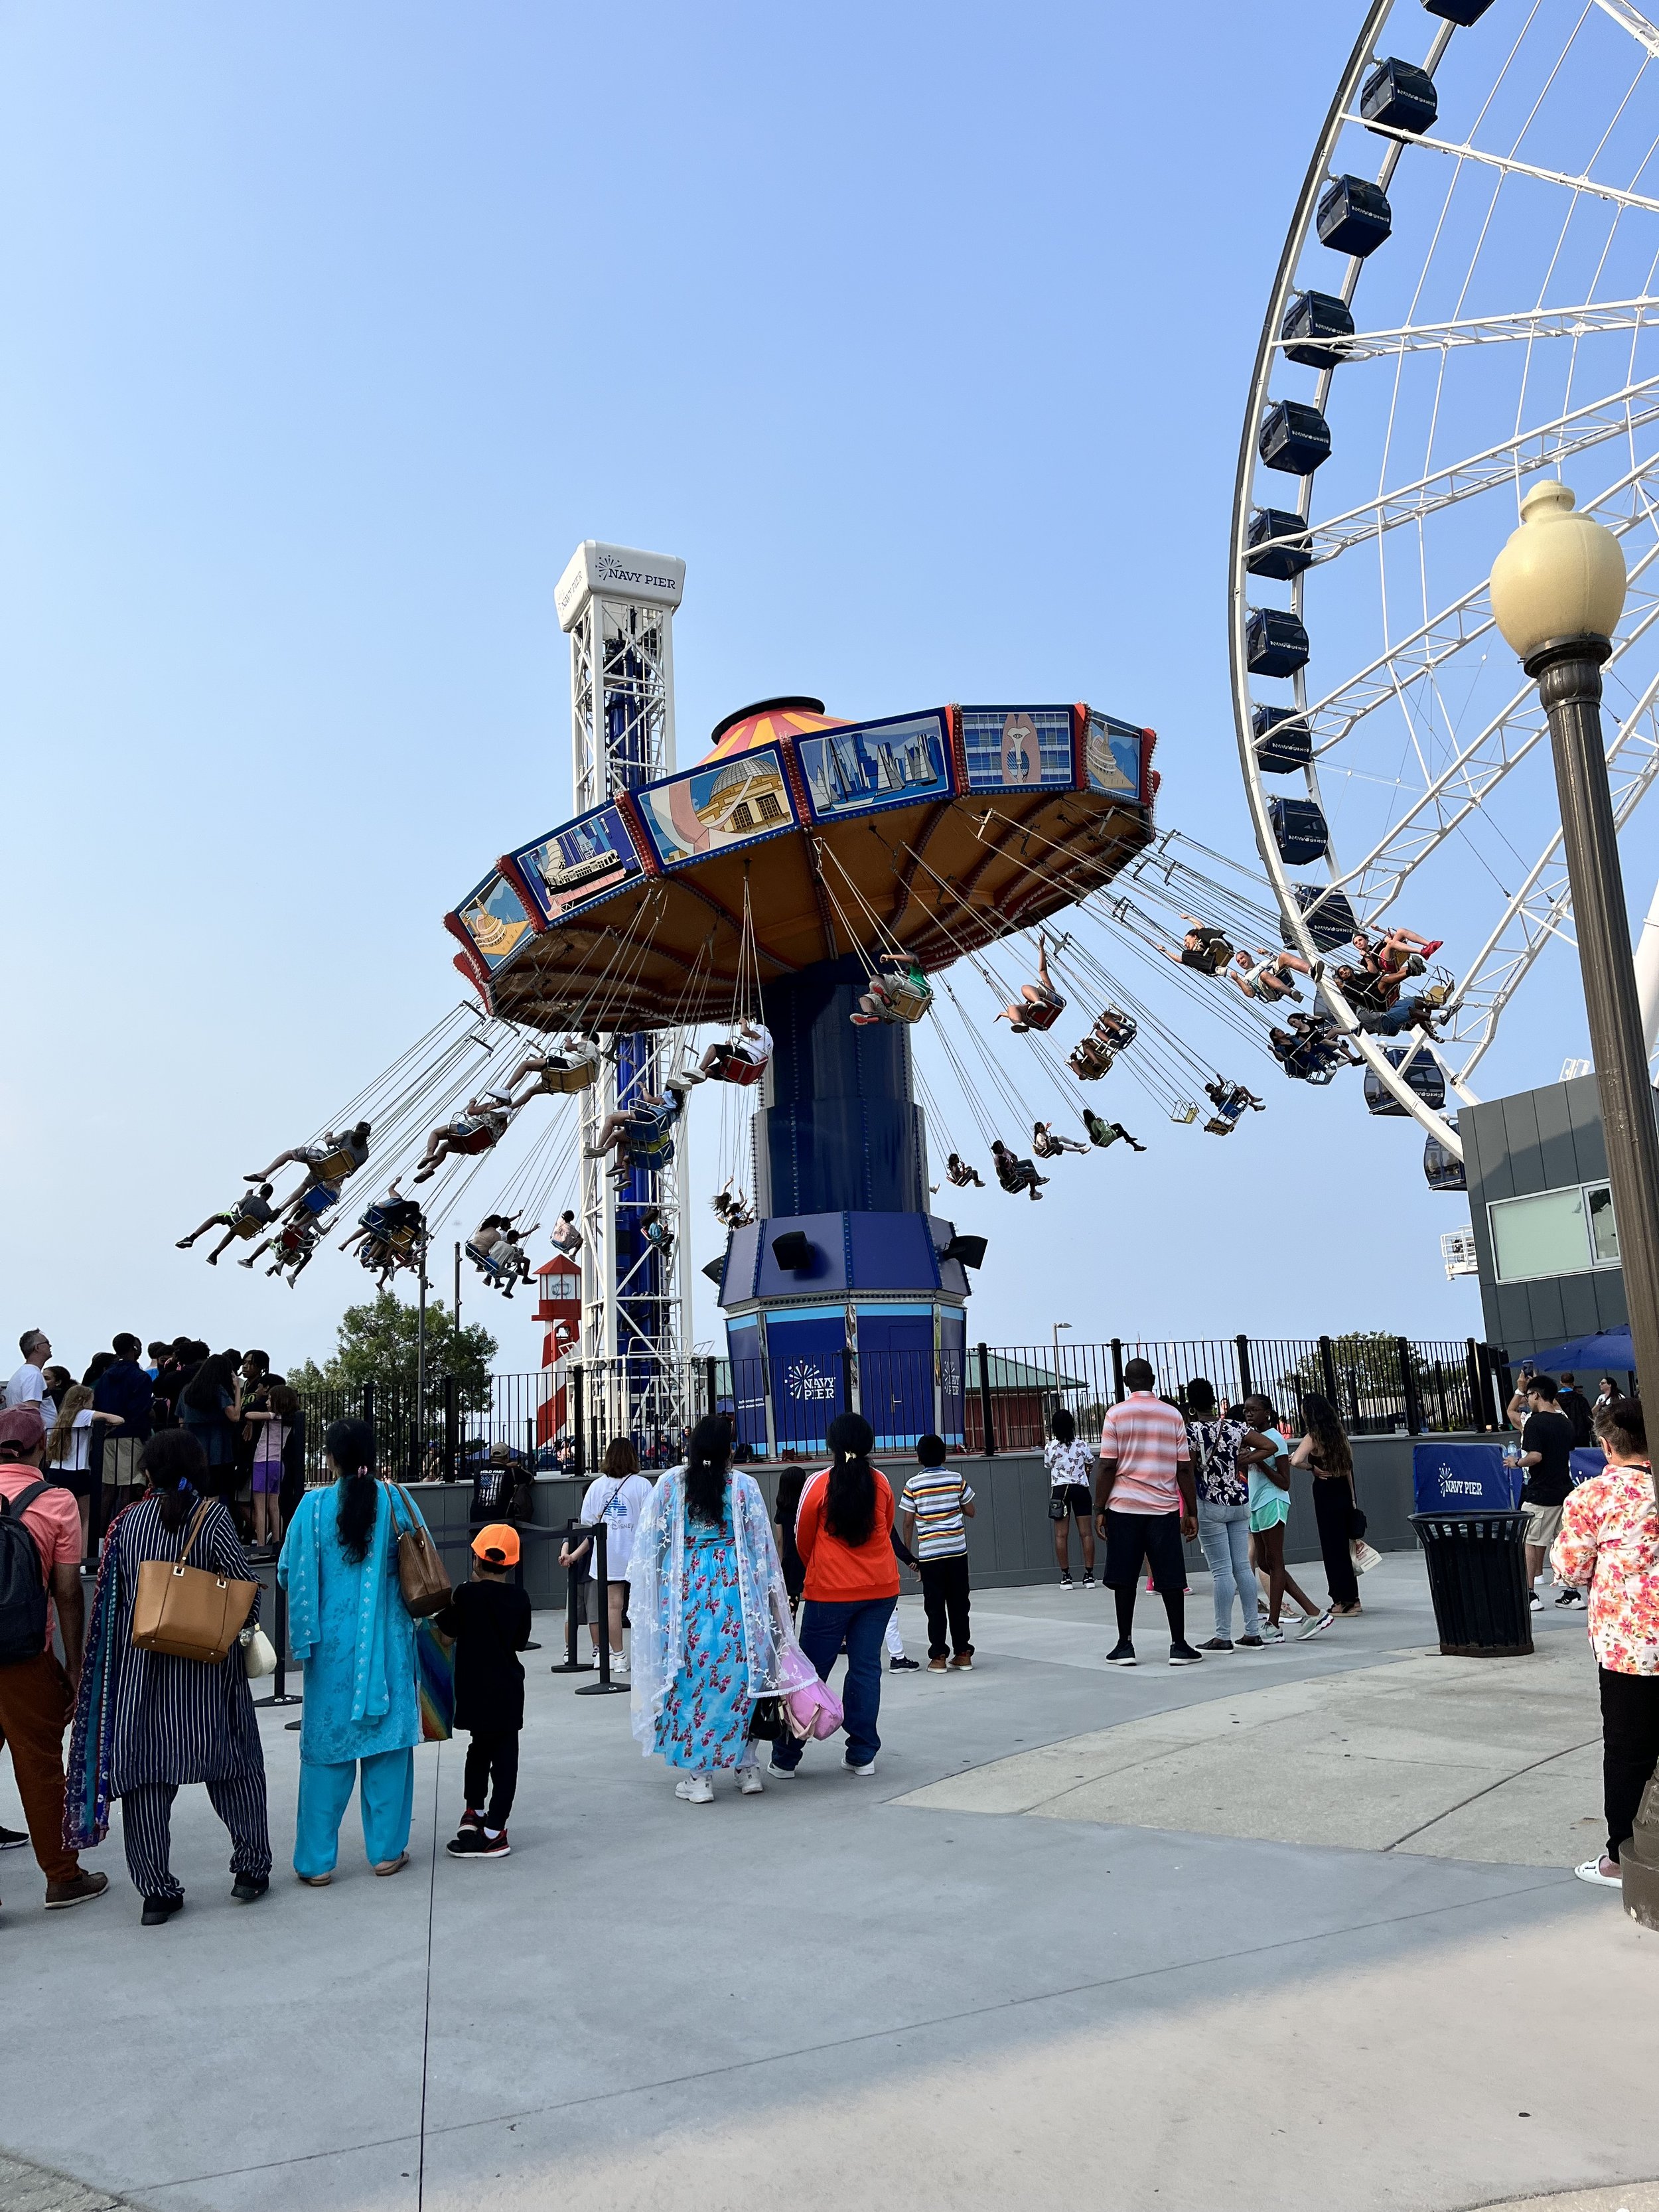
[899,1435,975,1672]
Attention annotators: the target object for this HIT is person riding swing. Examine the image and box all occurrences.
[1202,1079,1265,1136]
[851,959,932,1027]
[1082,1110,1146,1153]
[991,1139,1048,1201]
[508,1038,601,1106]
[178,1183,279,1266]
[1031,1120,1088,1159]
[685,1019,773,1086]
[995,936,1066,1033]
[247,1120,371,1193]
[412,1092,517,1184]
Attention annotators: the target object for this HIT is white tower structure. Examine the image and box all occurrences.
[555,542,693,1445]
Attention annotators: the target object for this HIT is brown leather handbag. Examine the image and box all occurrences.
[130,1500,258,1665]
[382,1481,451,1617]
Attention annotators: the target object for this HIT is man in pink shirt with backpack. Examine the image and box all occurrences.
[0,1405,109,1913]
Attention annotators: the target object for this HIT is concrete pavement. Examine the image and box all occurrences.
[1,1556,1656,2212]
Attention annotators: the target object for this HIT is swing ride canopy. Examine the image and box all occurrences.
[444,700,1158,1030]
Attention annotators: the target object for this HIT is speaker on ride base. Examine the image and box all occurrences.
[770,1230,814,1272]
[940,1234,987,1270]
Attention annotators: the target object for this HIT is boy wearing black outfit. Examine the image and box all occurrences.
[438,1522,532,1860]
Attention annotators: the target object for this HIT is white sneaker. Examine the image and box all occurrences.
[1296,1610,1334,1641]
[675,1774,713,1803]
[739,1767,764,1795]
[1262,1622,1285,1643]
[843,1756,877,1775]
[1528,1591,1543,1612]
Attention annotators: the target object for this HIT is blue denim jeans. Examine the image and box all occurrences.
[1195,1499,1260,1641]
[770,1594,896,1771]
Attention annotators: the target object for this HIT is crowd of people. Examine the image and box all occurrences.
[1043,1367,1363,1657]
[3,1325,1656,1923]
[5,1328,305,1569]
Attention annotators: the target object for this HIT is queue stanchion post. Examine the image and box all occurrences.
[550,1518,595,1674]
[518,1530,541,1656]
[253,1573,304,1726]
[574,1518,627,1696]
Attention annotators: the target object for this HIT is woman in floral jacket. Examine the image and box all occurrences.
[630,1416,806,1804]
[1552,1394,1659,1887]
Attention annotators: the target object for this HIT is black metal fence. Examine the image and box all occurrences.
[297,1333,1510,1481]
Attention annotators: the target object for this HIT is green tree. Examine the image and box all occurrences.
[1284,1332,1472,1434]
[291,1291,496,1412]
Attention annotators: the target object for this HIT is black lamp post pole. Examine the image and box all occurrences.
[1530,637,1659,1407]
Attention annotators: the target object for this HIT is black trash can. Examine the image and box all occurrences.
[1411,1511,1533,1656]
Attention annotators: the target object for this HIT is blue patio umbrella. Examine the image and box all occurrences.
[1514,1326,1634,1375]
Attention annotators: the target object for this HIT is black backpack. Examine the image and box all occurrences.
[0,1482,51,1666]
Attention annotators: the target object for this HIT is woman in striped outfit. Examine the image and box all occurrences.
[66,1430,271,1925]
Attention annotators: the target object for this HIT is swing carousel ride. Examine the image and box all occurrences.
[190,610,1445,1457]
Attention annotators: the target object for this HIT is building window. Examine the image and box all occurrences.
[1588,1182,1620,1264]
[1487,1179,1618,1282]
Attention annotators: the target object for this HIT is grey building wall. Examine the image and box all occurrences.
[1461,1074,1630,1360]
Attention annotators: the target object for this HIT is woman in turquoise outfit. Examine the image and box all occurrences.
[277,1417,427,1881]
[630,1416,804,1805]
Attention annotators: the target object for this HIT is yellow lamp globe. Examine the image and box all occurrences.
[1488,477,1628,664]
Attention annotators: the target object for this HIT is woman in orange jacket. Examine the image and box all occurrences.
[769,1413,899,1779]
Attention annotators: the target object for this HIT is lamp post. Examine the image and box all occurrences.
[1051,1322,1072,1424]
[1490,479,1659,1408]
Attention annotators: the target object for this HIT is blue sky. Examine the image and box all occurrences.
[7,0,1607,1379]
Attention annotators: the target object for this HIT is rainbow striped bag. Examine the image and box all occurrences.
[414,1617,455,1743]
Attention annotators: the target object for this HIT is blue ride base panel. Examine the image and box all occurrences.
[717,956,971,1455]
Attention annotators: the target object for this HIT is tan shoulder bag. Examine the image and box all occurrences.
[382,1481,451,1617]
[130,1499,258,1665]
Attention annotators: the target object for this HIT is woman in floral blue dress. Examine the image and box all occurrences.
[630,1416,804,1805]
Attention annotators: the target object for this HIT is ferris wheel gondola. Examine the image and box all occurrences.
[1231,0,1659,1157]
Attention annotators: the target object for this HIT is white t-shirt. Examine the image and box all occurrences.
[1045,1437,1094,1490]
[579,1473,654,1582]
[49,1408,94,1473]
[734,1025,773,1065]
[5,1364,47,1422]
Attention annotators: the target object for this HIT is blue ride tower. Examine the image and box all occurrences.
[717,952,974,1456]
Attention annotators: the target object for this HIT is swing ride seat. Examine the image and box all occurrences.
[1170,1101,1200,1124]
[309,1145,364,1185]
[540,1057,599,1094]
[715,1053,767,1087]
[1203,1118,1237,1136]
[297,1183,340,1218]
[882,977,933,1022]
[1016,995,1064,1032]
[1068,1045,1113,1080]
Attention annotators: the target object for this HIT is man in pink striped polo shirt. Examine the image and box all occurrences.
[1094,1359,1202,1668]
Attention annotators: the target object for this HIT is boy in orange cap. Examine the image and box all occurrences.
[435,1523,532,1860]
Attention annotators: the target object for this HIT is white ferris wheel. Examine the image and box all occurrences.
[1231,0,1659,1162]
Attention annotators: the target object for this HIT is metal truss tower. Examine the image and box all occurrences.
[555,541,693,1446]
